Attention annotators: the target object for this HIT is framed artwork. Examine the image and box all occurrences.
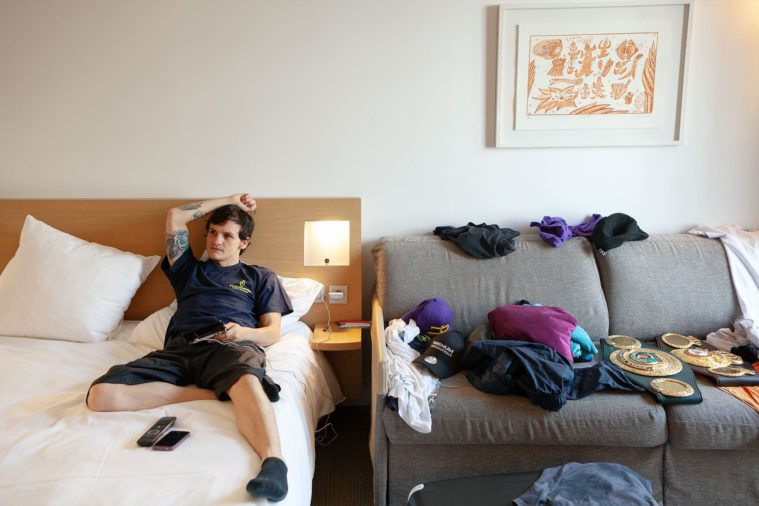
[495,1,694,148]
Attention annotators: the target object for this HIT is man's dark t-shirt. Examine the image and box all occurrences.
[161,248,293,343]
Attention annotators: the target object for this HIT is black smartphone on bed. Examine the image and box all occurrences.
[152,430,190,451]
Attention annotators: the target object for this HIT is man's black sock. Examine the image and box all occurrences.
[261,376,281,402]
[246,457,288,502]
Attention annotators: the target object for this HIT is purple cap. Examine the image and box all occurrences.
[402,298,453,335]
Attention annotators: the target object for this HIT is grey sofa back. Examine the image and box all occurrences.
[594,234,740,338]
[372,235,609,339]
[373,233,742,341]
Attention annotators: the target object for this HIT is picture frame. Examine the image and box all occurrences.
[495,0,694,148]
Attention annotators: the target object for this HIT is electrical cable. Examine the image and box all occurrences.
[439,373,468,389]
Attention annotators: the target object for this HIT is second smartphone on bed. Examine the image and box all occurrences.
[153,430,191,451]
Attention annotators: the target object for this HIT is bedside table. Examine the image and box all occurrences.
[312,323,362,400]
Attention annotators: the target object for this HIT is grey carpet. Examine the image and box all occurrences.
[312,405,373,505]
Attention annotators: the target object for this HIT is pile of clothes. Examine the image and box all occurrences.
[384,298,644,434]
[386,213,653,430]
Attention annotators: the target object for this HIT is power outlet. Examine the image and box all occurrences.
[328,285,347,304]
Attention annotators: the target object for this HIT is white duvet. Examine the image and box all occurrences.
[0,321,341,506]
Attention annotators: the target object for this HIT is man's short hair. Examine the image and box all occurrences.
[205,205,255,251]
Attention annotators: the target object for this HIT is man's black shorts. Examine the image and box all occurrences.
[90,336,281,402]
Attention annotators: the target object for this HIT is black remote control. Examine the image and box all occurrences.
[136,416,177,447]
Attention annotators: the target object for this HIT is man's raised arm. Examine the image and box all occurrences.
[165,194,256,265]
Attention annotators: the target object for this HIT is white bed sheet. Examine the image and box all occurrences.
[0,320,341,506]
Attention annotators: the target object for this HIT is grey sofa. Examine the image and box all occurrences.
[369,234,759,506]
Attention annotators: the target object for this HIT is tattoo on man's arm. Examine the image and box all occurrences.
[178,203,207,222]
[166,230,190,260]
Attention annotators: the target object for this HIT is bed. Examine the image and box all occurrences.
[0,198,361,506]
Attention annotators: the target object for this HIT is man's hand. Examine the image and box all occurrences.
[165,194,257,266]
[223,322,248,341]
[230,194,257,214]
[221,314,281,347]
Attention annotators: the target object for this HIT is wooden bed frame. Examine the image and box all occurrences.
[0,198,361,327]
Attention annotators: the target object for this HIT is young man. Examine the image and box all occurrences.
[87,194,293,502]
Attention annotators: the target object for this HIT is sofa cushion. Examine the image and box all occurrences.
[373,235,609,339]
[594,234,740,339]
[665,377,759,450]
[383,382,667,448]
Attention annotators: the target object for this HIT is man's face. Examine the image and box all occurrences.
[206,220,250,267]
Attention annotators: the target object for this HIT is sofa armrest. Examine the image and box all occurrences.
[371,294,388,397]
[370,293,388,506]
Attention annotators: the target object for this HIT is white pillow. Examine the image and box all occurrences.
[278,276,324,324]
[128,277,323,350]
[0,215,160,342]
[129,300,177,349]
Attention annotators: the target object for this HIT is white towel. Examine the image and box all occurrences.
[689,225,759,347]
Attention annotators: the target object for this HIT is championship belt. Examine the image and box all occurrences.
[671,348,731,368]
[605,335,641,350]
[655,334,759,387]
[660,332,701,349]
[602,338,702,405]
[610,349,682,377]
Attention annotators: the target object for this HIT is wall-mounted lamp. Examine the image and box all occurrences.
[304,220,350,266]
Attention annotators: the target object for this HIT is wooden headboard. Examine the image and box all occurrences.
[0,199,361,326]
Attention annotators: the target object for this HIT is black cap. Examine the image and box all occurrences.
[590,213,648,253]
[413,330,466,379]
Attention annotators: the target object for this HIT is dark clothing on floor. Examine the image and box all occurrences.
[514,462,659,506]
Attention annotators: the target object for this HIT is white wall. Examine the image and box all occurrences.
[2,0,758,309]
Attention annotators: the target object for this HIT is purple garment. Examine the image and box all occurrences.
[530,214,604,247]
[488,304,577,363]
[529,216,572,247]
[569,213,603,237]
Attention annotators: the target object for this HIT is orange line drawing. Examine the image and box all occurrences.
[574,42,596,78]
[643,43,657,113]
[592,76,607,98]
[532,85,578,113]
[616,40,638,60]
[598,39,611,58]
[548,56,566,77]
[567,41,580,74]
[601,59,613,77]
[533,39,562,59]
[619,53,644,80]
[611,79,631,99]
[526,31,658,116]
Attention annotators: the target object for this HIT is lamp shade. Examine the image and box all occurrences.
[304,220,350,266]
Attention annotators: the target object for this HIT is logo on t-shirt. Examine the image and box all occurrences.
[229,280,252,294]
